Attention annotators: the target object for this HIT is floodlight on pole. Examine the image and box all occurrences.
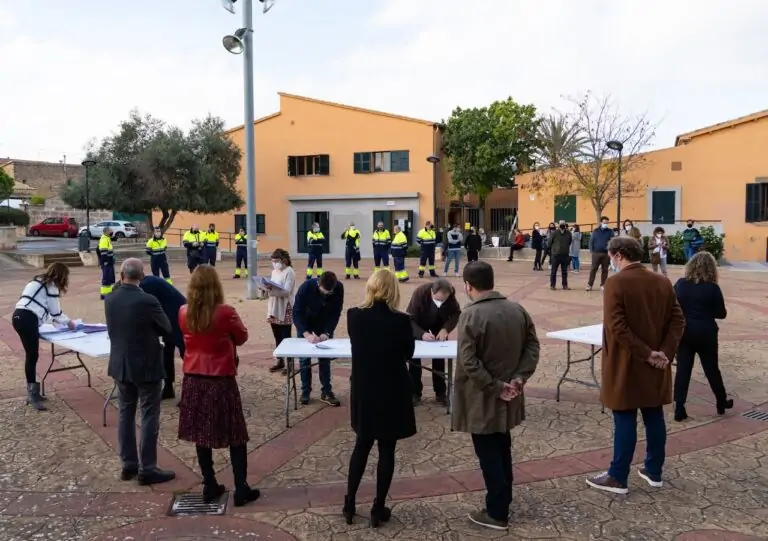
[221,0,277,300]
[606,140,624,228]
[81,159,96,249]
[426,154,440,227]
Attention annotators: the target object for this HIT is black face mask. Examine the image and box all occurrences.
[559,224,566,230]
[687,224,693,228]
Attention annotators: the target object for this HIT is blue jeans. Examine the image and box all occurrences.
[444,249,460,273]
[570,256,580,271]
[683,243,695,261]
[299,358,332,396]
[608,407,666,486]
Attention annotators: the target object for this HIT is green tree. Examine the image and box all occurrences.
[531,92,656,222]
[62,110,243,231]
[0,167,13,202]
[441,98,539,225]
[535,114,587,168]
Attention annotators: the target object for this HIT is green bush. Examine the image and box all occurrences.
[642,226,724,265]
[406,245,421,258]
[580,231,591,250]
[0,207,30,226]
[29,195,46,206]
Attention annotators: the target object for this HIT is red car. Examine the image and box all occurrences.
[28,216,79,238]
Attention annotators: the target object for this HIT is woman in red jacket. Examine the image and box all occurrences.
[178,265,259,506]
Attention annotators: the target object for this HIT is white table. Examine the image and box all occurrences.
[39,330,113,424]
[546,324,604,412]
[273,338,458,428]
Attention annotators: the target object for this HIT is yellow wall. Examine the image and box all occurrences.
[162,94,437,255]
[517,116,768,262]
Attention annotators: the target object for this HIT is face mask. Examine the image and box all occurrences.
[559,224,566,230]
[378,226,383,230]
[625,225,631,231]
[601,223,609,229]
[687,224,693,228]
[464,284,473,302]
[313,227,320,232]
[433,298,443,308]
[154,231,161,237]
[656,234,661,238]
[534,226,539,231]
[272,262,283,270]
[610,258,619,273]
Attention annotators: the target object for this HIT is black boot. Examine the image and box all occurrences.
[674,405,688,422]
[162,380,175,400]
[342,494,355,525]
[230,444,260,507]
[370,498,391,528]
[26,383,47,411]
[716,398,734,415]
[196,446,225,503]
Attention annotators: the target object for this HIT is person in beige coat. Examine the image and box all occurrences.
[454,261,540,531]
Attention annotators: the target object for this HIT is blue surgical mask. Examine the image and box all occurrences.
[609,259,618,273]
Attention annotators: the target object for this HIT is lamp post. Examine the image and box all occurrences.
[606,140,624,229]
[81,159,96,252]
[426,154,440,227]
[222,0,276,300]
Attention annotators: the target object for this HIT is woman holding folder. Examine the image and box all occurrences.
[265,249,297,373]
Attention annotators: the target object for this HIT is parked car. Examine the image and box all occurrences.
[78,220,139,239]
[28,216,79,238]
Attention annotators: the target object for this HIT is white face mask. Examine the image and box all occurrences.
[625,225,632,231]
[609,257,619,273]
[601,223,609,229]
[655,234,661,238]
[433,298,443,308]
[272,262,283,270]
[313,227,320,232]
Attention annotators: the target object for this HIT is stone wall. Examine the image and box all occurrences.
[6,159,84,198]
[25,197,112,229]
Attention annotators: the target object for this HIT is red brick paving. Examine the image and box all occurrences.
[87,516,297,541]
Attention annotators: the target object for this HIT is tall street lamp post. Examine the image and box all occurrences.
[426,154,440,226]
[606,140,624,229]
[81,159,96,252]
[222,0,276,299]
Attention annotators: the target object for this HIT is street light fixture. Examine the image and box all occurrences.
[222,0,277,300]
[426,154,440,228]
[81,159,96,252]
[606,140,624,228]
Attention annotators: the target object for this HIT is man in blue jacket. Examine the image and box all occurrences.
[140,275,187,400]
[586,215,615,291]
[293,271,344,407]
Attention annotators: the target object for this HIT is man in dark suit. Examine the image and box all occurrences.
[139,275,187,400]
[105,258,175,486]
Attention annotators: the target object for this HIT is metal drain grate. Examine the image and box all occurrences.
[168,492,229,516]
[742,410,768,422]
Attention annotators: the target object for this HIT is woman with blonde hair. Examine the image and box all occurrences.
[673,251,731,421]
[343,269,416,527]
[178,265,260,506]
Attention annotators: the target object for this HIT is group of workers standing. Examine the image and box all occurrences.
[305,220,440,284]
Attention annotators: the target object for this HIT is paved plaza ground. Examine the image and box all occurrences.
[1,258,767,541]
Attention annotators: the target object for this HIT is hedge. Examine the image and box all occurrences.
[0,207,30,227]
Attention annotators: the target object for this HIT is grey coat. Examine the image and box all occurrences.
[570,232,582,258]
[105,283,171,383]
[453,292,540,434]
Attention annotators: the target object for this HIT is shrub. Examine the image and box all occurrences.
[406,245,421,258]
[0,207,30,227]
[29,195,46,206]
[580,231,591,250]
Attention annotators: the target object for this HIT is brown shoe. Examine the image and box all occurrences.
[268,359,285,373]
[586,472,628,494]
[467,509,508,530]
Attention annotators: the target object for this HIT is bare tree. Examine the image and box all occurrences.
[531,92,657,222]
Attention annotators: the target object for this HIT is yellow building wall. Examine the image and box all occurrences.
[161,94,437,256]
[517,117,768,262]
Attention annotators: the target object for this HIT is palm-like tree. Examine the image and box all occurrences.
[535,114,586,168]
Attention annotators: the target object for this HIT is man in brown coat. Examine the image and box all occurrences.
[586,237,685,495]
[406,279,461,406]
[454,262,540,530]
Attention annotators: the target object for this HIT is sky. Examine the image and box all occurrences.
[1,0,767,164]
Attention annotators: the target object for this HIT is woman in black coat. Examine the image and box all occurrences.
[531,222,544,271]
[344,269,416,528]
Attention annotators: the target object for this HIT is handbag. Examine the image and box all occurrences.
[651,252,661,265]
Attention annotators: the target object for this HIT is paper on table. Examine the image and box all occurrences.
[47,331,89,340]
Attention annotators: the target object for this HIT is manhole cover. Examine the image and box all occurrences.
[742,410,768,422]
[168,492,229,516]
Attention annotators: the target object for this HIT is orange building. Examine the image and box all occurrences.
[516,110,768,262]
[164,93,517,258]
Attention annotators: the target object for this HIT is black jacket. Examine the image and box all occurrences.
[549,228,573,256]
[139,276,187,352]
[406,282,461,338]
[105,284,171,383]
[347,302,416,441]
[531,230,543,250]
[464,233,482,251]
[674,279,726,335]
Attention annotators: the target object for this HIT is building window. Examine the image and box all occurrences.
[466,208,480,228]
[353,150,409,174]
[553,195,576,223]
[745,183,768,223]
[651,191,676,224]
[287,155,330,177]
[490,208,516,231]
[234,213,266,234]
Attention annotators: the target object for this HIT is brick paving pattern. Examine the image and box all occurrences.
[0,260,767,540]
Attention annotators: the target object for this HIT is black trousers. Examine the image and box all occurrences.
[162,337,184,386]
[271,324,292,363]
[235,249,247,269]
[533,248,543,269]
[409,358,446,397]
[674,330,727,407]
[550,254,569,288]
[507,244,523,261]
[472,432,513,522]
[346,434,397,505]
[12,308,40,384]
[467,249,479,262]
[150,255,170,279]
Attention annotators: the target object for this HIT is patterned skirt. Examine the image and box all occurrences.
[178,375,249,449]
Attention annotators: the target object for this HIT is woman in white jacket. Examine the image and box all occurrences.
[12,262,77,411]
[266,248,297,374]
